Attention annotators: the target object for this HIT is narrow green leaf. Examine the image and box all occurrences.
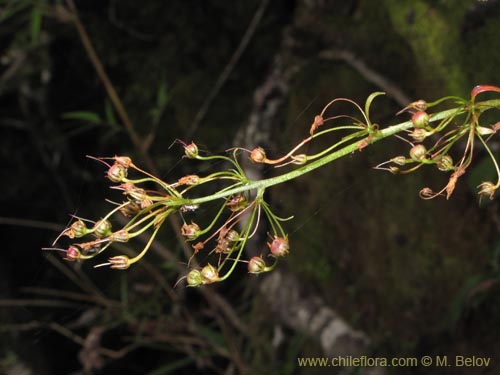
[145,357,195,375]
[104,99,118,127]
[157,81,169,106]
[30,6,42,44]
[62,111,102,124]
[364,91,385,125]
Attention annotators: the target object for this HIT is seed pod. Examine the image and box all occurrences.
[187,269,203,287]
[268,236,289,257]
[248,256,266,274]
[93,219,112,238]
[436,155,454,172]
[200,264,219,284]
[250,147,267,163]
[411,111,430,129]
[409,144,427,161]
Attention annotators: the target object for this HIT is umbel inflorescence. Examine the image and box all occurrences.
[45,85,500,286]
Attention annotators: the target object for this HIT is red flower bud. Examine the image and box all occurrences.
[65,246,81,261]
[411,111,430,129]
[250,147,267,163]
[268,236,289,257]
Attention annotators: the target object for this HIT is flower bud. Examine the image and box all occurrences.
[248,256,267,274]
[183,142,198,158]
[436,155,454,172]
[476,126,495,136]
[389,166,400,174]
[93,219,112,238]
[391,156,407,166]
[113,156,132,167]
[181,222,201,240]
[226,194,249,212]
[413,100,427,111]
[292,154,308,165]
[419,187,435,199]
[66,220,88,238]
[410,128,428,142]
[187,269,203,287]
[215,237,231,254]
[478,181,497,200]
[200,264,219,284]
[107,255,131,270]
[109,229,130,242]
[107,163,128,183]
[409,144,427,161]
[120,200,142,217]
[268,236,289,257]
[65,245,81,261]
[411,111,429,129]
[226,230,240,243]
[250,147,267,163]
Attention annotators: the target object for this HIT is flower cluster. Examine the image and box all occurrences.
[375,85,500,201]
[45,86,500,285]
[46,141,291,286]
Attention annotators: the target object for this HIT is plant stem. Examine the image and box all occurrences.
[180,99,500,206]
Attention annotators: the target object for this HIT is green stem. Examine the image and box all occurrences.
[175,99,500,206]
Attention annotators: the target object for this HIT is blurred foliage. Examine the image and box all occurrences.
[1,0,500,374]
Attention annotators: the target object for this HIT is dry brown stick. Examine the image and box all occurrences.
[319,49,412,107]
[65,0,156,173]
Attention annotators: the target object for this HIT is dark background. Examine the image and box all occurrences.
[1,0,500,374]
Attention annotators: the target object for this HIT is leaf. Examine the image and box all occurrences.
[62,111,102,124]
[104,99,118,128]
[30,6,42,44]
[364,91,385,126]
[156,79,170,108]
